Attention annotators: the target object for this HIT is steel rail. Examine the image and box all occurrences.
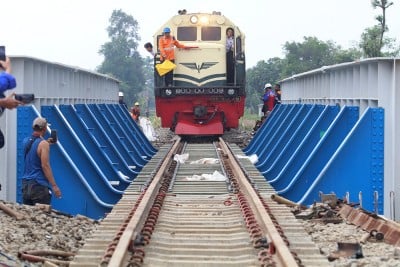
[218,137,299,267]
[107,136,182,267]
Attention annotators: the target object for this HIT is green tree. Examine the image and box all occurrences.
[360,26,384,57]
[360,0,399,57]
[245,37,361,113]
[372,0,393,51]
[280,37,359,77]
[333,47,362,63]
[140,56,156,116]
[97,9,145,106]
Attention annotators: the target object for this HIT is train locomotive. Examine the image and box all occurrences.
[153,10,246,136]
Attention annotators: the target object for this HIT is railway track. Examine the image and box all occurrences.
[70,137,329,267]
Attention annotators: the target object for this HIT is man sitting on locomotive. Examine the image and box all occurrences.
[226,27,235,85]
[158,27,188,87]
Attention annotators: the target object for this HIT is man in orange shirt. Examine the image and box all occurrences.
[158,27,187,86]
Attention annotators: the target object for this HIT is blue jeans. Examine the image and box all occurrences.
[22,179,51,205]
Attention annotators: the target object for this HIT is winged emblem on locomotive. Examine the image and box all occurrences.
[180,62,218,73]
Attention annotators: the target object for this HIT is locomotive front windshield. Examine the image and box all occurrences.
[177,26,221,41]
[201,27,221,41]
[177,27,197,41]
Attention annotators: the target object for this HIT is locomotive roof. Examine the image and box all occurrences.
[155,11,243,37]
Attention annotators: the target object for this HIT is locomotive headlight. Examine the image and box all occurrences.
[165,89,172,96]
[190,15,198,24]
[227,88,235,95]
[199,16,209,24]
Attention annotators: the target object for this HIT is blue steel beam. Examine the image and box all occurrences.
[246,105,292,156]
[297,108,384,213]
[278,106,359,201]
[97,104,148,165]
[97,104,148,166]
[261,105,325,176]
[111,104,157,155]
[256,104,304,168]
[74,104,139,176]
[88,104,145,168]
[243,104,284,155]
[106,104,152,159]
[41,105,124,201]
[268,105,340,188]
[59,105,134,184]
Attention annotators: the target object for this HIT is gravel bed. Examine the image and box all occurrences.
[0,201,98,266]
[303,220,400,267]
[2,201,399,266]
[0,127,398,267]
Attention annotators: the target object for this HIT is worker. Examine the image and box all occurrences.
[261,83,276,116]
[131,102,140,122]
[158,27,187,86]
[118,91,128,109]
[274,83,282,105]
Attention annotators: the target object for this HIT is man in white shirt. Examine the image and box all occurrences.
[226,28,235,85]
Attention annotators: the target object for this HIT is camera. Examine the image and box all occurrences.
[0,46,5,61]
[50,129,58,143]
[15,94,35,104]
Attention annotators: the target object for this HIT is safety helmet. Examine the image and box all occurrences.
[135,102,140,106]
[264,83,272,89]
[118,92,124,97]
[163,27,171,33]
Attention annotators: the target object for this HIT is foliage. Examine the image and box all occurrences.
[360,26,384,57]
[97,9,146,106]
[244,37,361,113]
[371,0,393,50]
[359,0,399,57]
[244,36,363,114]
[148,115,161,128]
[281,37,360,77]
[333,47,362,63]
[140,57,156,112]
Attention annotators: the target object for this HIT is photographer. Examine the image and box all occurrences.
[0,93,21,109]
[0,56,22,148]
[0,56,21,109]
[21,117,61,205]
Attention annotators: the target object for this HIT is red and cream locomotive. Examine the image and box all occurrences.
[153,10,246,136]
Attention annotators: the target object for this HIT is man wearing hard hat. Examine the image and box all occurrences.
[118,91,128,109]
[261,83,276,116]
[158,26,188,87]
[131,102,140,122]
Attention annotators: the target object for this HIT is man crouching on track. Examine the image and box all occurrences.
[21,117,61,205]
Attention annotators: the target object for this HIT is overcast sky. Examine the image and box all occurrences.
[3,0,400,71]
